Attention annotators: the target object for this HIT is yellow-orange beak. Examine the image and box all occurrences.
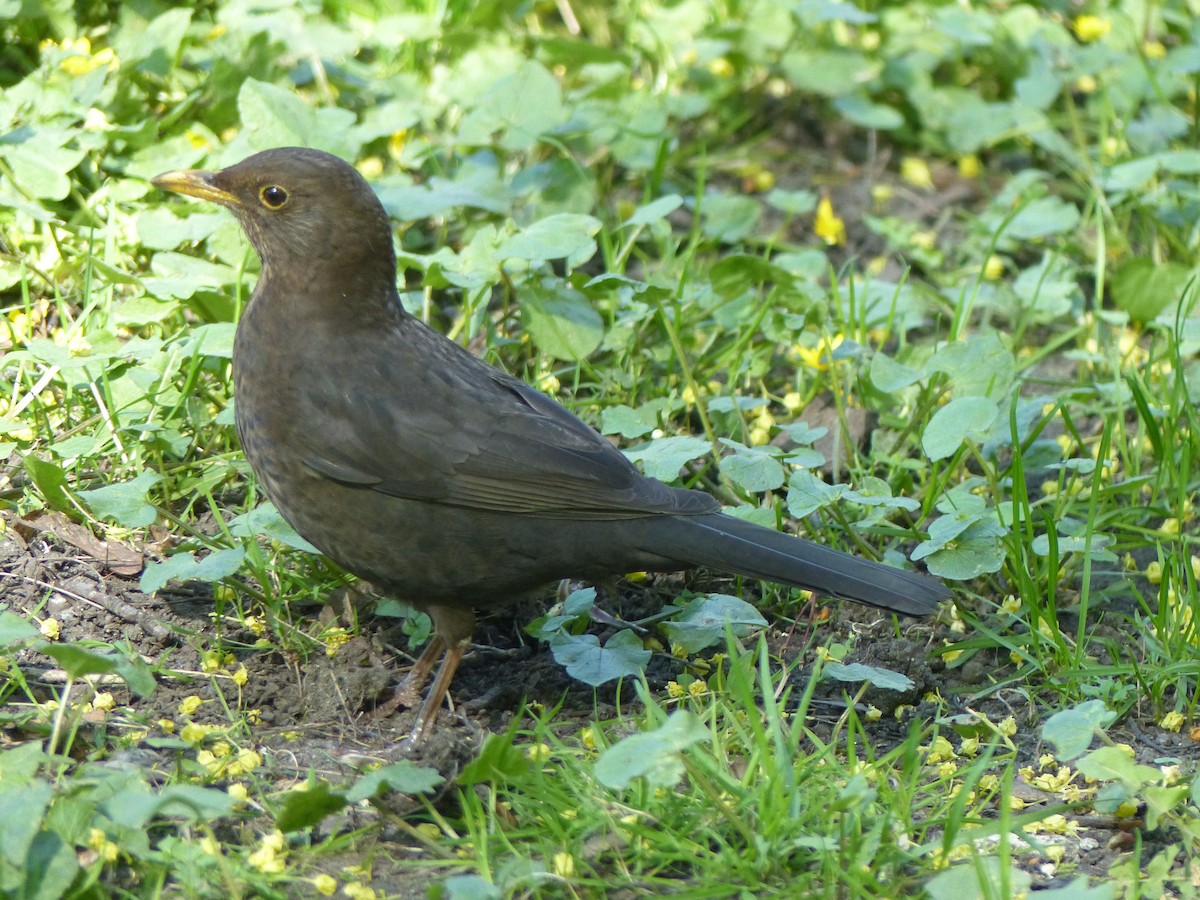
[151,169,239,207]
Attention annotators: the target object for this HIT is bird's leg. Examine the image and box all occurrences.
[407,605,476,742]
[373,634,447,719]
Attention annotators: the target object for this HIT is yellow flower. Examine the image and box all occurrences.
[957,155,981,179]
[997,716,1017,738]
[343,883,376,900]
[1160,711,1184,733]
[666,681,685,699]
[525,743,552,763]
[228,783,250,803]
[813,196,846,246]
[708,57,735,78]
[357,156,383,179]
[1161,517,1180,536]
[1072,15,1111,42]
[900,156,933,189]
[200,835,221,856]
[580,726,596,750]
[312,874,338,896]
[1144,40,1166,59]
[92,692,115,711]
[88,828,119,862]
[231,664,249,687]
[179,695,204,716]
[1146,561,1163,584]
[388,130,409,160]
[794,334,845,372]
[180,723,217,744]
[247,831,286,874]
[864,705,882,722]
[228,748,263,776]
[983,255,1005,280]
[959,738,979,757]
[39,618,60,640]
[924,735,956,764]
[551,851,576,877]
[324,627,351,657]
[1075,75,1098,94]
[687,679,707,698]
[43,37,119,76]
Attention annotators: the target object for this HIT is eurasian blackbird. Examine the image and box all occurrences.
[153,147,950,741]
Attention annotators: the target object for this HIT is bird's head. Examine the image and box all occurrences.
[152,147,396,283]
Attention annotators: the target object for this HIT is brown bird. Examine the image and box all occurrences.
[153,148,950,741]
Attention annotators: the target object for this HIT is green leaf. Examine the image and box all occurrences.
[463,59,564,151]
[925,857,1032,900]
[41,644,119,680]
[624,195,683,227]
[595,712,708,790]
[1143,784,1189,832]
[662,594,767,654]
[228,503,319,553]
[0,783,52,876]
[700,192,761,243]
[518,278,604,360]
[916,518,1007,580]
[600,404,658,439]
[237,78,356,155]
[834,94,903,130]
[21,831,78,900]
[764,189,817,215]
[497,214,602,264]
[869,352,922,393]
[432,875,503,900]
[549,629,650,686]
[140,548,246,594]
[345,762,443,802]
[1040,701,1117,760]
[925,334,1015,400]
[22,454,73,513]
[103,784,238,829]
[0,611,40,647]
[77,471,162,528]
[922,396,1000,461]
[0,130,87,201]
[1006,196,1080,240]
[275,781,349,833]
[781,49,879,97]
[458,729,533,786]
[841,477,919,511]
[786,469,845,518]
[624,435,711,482]
[1110,257,1194,322]
[1076,747,1161,788]
[822,662,914,692]
[718,441,785,492]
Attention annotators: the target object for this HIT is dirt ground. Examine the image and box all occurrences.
[3,503,1193,894]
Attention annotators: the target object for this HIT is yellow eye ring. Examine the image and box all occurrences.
[259,185,289,209]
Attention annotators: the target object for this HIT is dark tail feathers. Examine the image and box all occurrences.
[642,513,949,616]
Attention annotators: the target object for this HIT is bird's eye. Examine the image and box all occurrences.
[259,185,289,209]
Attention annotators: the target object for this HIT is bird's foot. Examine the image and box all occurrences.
[371,678,423,719]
